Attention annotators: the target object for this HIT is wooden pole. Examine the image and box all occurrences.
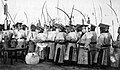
[92,0,98,34]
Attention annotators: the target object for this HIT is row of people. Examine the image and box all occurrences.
[0,22,120,68]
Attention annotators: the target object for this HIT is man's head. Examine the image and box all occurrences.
[31,24,36,31]
[22,25,27,31]
[99,23,109,33]
[16,22,22,30]
[81,25,88,33]
[89,24,96,31]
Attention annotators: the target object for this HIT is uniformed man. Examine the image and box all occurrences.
[111,27,120,67]
[87,24,97,66]
[27,24,37,53]
[54,25,67,64]
[47,25,57,61]
[64,25,79,64]
[35,26,48,60]
[65,25,71,34]
[94,23,112,67]
[15,23,26,48]
[77,24,90,65]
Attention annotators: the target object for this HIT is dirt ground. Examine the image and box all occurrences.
[0,60,119,70]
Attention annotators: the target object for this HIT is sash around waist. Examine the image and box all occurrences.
[101,45,111,47]
[67,40,77,43]
[90,42,97,44]
[41,40,55,43]
[79,47,89,50]
[38,40,66,44]
[77,43,85,46]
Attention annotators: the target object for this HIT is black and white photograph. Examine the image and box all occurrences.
[0,0,120,70]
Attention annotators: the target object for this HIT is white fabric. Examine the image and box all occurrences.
[67,32,78,41]
[16,30,26,39]
[110,56,116,63]
[27,31,37,41]
[47,31,57,41]
[37,33,48,41]
[55,32,66,40]
[25,52,39,64]
[17,39,24,42]
[36,33,48,52]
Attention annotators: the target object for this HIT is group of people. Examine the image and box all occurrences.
[0,22,120,68]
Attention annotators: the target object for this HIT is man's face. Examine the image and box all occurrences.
[82,27,86,33]
[56,28,60,32]
[18,24,21,30]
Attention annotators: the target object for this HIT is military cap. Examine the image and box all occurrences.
[89,24,96,31]
[31,24,36,31]
[98,23,109,28]
[22,24,27,30]
[65,25,70,28]
[90,24,96,29]
[55,24,65,31]
[16,22,22,26]
[22,24,27,28]
[80,24,89,27]
[91,24,96,27]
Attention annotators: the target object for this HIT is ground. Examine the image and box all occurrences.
[0,60,119,70]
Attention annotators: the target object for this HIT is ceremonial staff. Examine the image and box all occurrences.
[1,0,15,25]
[41,1,47,25]
[92,0,97,25]
[99,4,103,23]
[73,9,86,22]
[24,12,28,25]
[46,5,52,25]
[92,0,98,34]
[107,4,119,25]
[107,0,119,40]
[56,5,74,25]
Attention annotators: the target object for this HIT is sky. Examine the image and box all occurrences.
[0,0,120,40]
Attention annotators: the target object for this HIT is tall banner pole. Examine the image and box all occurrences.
[4,0,8,30]
[57,0,59,22]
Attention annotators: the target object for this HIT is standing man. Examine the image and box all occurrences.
[87,24,97,66]
[15,23,26,48]
[54,25,67,64]
[111,27,120,67]
[27,24,37,53]
[64,26,79,65]
[94,23,112,67]
[35,26,48,60]
[77,24,90,65]
[47,25,57,61]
